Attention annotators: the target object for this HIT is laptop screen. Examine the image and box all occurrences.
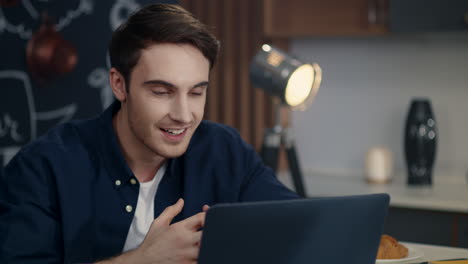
[198,193,390,264]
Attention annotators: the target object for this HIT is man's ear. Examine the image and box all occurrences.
[109,68,127,103]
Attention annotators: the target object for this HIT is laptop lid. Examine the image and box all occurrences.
[198,193,390,264]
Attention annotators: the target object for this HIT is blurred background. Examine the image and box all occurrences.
[1,0,467,177]
[1,0,468,248]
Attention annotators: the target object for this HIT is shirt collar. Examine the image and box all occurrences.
[97,101,135,184]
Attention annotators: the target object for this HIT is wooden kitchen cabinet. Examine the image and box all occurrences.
[263,0,389,37]
[457,215,468,248]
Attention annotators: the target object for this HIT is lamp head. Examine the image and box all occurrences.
[249,44,322,110]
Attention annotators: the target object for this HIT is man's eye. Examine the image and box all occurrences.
[152,91,168,95]
[191,88,205,96]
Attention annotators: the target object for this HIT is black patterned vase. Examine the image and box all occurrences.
[404,98,437,185]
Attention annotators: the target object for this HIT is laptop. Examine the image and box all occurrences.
[198,193,390,264]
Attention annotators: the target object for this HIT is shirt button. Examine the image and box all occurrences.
[115,180,121,186]
[125,205,133,213]
[130,178,137,185]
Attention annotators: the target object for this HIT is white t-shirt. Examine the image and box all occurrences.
[122,163,166,252]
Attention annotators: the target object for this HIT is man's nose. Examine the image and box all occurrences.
[169,96,192,124]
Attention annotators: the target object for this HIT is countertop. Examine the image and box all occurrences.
[278,171,468,214]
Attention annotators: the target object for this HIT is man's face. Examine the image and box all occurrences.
[123,43,209,159]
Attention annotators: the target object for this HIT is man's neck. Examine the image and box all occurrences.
[129,160,165,183]
[112,108,166,183]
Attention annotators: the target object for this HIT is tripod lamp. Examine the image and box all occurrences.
[249,44,322,197]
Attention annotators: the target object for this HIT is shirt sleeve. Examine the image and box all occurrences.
[239,139,300,202]
[0,151,63,263]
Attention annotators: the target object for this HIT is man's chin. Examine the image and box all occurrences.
[161,152,185,159]
[156,146,189,159]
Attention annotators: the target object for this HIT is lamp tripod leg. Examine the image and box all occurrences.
[260,128,281,172]
[283,128,306,198]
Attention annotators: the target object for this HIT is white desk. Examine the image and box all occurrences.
[399,242,468,263]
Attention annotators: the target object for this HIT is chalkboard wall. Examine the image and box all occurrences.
[0,0,177,166]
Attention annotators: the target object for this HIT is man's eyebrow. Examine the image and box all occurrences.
[142,80,209,89]
[142,79,175,88]
[193,81,209,88]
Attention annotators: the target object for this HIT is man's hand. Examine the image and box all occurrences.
[136,198,205,264]
[97,199,208,264]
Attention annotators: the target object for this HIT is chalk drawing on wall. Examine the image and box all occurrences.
[0,70,77,166]
[55,0,94,31]
[90,0,142,110]
[0,70,37,142]
[88,67,114,110]
[0,0,95,39]
[35,104,77,125]
[22,0,40,19]
[88,52,115,110]
[110,0,140,31]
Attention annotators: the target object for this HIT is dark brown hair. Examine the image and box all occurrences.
[109,4,220,90]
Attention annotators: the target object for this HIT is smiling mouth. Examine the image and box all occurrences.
[160,128,187,135]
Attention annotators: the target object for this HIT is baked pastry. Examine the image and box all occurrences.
[376,234,409,259]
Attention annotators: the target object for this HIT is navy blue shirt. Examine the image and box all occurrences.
[0,102,298,263]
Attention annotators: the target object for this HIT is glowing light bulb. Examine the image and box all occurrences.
[285,64,315,107]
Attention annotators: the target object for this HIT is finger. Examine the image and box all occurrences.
[181,212,206,230]
[185,245,201,260]
[153,198,184,227]
[189,230,203,245]
[202,205,210,212]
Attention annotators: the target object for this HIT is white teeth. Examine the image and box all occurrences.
[162,128,185,135]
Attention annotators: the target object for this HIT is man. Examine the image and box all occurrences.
[0,3,298,264]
